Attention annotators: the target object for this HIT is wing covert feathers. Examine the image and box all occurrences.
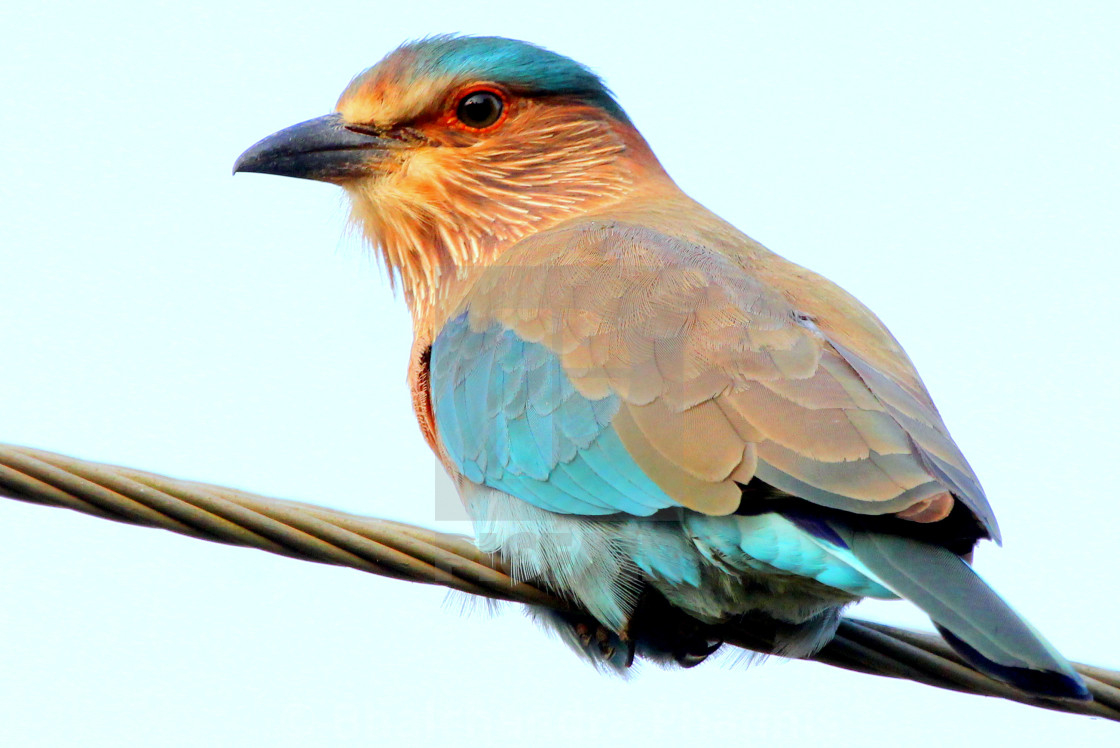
[451,220,997,537]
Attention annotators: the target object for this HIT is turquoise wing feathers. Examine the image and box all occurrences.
[431,313,678,516]
[427,220,1086,697]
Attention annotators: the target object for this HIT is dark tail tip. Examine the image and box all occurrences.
[936,625,1092,701]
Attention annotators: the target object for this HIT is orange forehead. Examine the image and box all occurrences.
[336,49,464,126]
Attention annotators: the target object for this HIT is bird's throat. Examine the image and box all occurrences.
[344,116,662,328]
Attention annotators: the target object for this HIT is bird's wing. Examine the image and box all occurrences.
[430,220,996,538]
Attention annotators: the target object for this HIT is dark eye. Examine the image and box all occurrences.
[456,90,503,129]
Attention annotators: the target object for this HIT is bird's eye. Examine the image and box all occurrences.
[456,90,504,129]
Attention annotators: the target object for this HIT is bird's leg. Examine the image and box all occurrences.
[618,619,638,668]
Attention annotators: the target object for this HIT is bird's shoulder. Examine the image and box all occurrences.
[428,209,996,536]
[456,212,924,399]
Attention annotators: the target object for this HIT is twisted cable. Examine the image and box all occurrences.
[0,442,1117,721]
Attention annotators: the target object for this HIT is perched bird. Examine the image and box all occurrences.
[235,35,1088,699]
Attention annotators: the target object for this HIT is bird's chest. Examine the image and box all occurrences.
[407,335,439,455]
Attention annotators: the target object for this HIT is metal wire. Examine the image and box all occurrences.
[0,442,1117,721]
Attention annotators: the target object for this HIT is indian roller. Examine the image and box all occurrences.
[234,35,1089,699]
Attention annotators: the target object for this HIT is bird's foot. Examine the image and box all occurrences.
[573,620,636,667]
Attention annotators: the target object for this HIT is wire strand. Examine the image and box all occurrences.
[0,442,1115,721]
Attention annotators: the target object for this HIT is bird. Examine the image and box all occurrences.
[234,35,1089,699]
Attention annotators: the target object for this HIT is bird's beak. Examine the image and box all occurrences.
[233,113,396,183]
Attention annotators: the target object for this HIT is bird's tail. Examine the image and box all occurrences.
[843,530,1090,700]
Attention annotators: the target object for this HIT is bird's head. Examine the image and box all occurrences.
[235,36,669,308]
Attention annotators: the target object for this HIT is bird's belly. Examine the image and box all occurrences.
[465,485,880,637]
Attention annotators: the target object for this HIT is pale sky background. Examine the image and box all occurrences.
[2,1,1118,745]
